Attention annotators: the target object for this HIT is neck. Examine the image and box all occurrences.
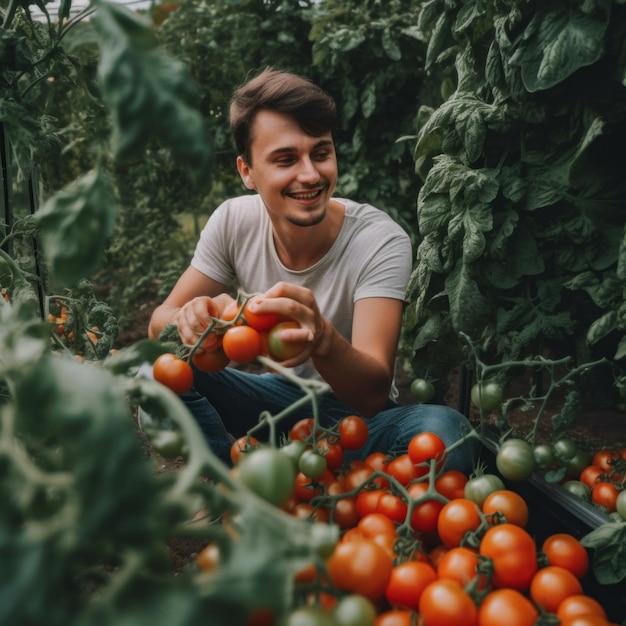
[272,199,345,270]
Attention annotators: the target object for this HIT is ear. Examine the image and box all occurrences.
[236,156,256,190]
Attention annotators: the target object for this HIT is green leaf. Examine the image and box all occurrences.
[91,0,212,179]
[445,261,490,333]
[34,169,116,286]
[581,521,626,584]
[360,81,376,119]
[509,4,610,92]
[587,311,618,345]
[381,28,401,61]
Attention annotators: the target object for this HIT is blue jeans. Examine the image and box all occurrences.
[176,366,480,474]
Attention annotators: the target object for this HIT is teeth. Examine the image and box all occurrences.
[291,191,320,199]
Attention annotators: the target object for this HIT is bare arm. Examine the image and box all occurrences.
[247,282,403,417]
[148,266,231,343]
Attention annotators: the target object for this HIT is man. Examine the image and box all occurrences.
[148,67,479,471]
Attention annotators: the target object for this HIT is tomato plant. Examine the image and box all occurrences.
[407,481,445,534]
[153,352,194,395]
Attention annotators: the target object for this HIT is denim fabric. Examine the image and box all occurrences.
[139,364,480,474]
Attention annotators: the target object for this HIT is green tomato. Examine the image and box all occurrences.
[280,439,307,469]
[562,480,590,501]
[553,437,577,462]
[410,378,435,403]
[533,444,555,469]
[276,606,336,626]
[496,438,536,481]
[237,446,296,507]
[616,489,626,520]
[564,450,593,480]
[332,594,377,626]
[464,473,505,507]
[298,448,328,479]
[150,429,184,459]
[470,381,504,411]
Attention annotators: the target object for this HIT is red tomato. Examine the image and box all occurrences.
[407,481,445,534]
[374,610,413,626]
[338,415,369,450]
[436,498,482,548]
[355,488,384,518]
[330,497,360,529]
[479,523,538,590]
[289,418,316,442]
[434,470,468,500]
[580,464,604,487]
[357,512,398,539]
[478,588,538,626]
[242,299,279,332]
[592,449,615,473]
[542,533,589,579]
[326,538,393,600]
[376,492,408,524]
[267,320,307,361]
[482,489,529,528]
[230,435,260,465]
[418,579,477,626]
[386,453,418,486]
[153,353,194,395]
[316,438,345,472]
[591,481,619,512]
[407,432,446,473]
[530,565,583,612]
[222,325,262,363]
[385,561,437,611]
[556,594,607,620]
[436,546,486,589]
[191,345,230,373]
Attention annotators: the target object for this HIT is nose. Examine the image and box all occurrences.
[296,156,321,184]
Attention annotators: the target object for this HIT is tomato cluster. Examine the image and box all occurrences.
[568,446,626,517]
[197,426,617,626]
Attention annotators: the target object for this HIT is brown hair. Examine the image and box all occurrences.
[229,67,337,165]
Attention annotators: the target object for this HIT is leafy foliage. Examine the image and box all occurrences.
[405,0,626,403]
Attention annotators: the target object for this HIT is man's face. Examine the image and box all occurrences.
[237,110,338,228]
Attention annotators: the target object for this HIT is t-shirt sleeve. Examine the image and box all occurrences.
[190,202,236,286]
[353,228,413,303]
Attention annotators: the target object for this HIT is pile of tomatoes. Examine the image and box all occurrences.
[197,423,617,626]
[569,447,626,519]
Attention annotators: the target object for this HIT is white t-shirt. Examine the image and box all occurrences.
[191,194,413,389]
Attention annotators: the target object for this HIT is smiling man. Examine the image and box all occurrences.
[147,67,479,471]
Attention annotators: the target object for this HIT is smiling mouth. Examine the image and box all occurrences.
[286,188,325,201]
